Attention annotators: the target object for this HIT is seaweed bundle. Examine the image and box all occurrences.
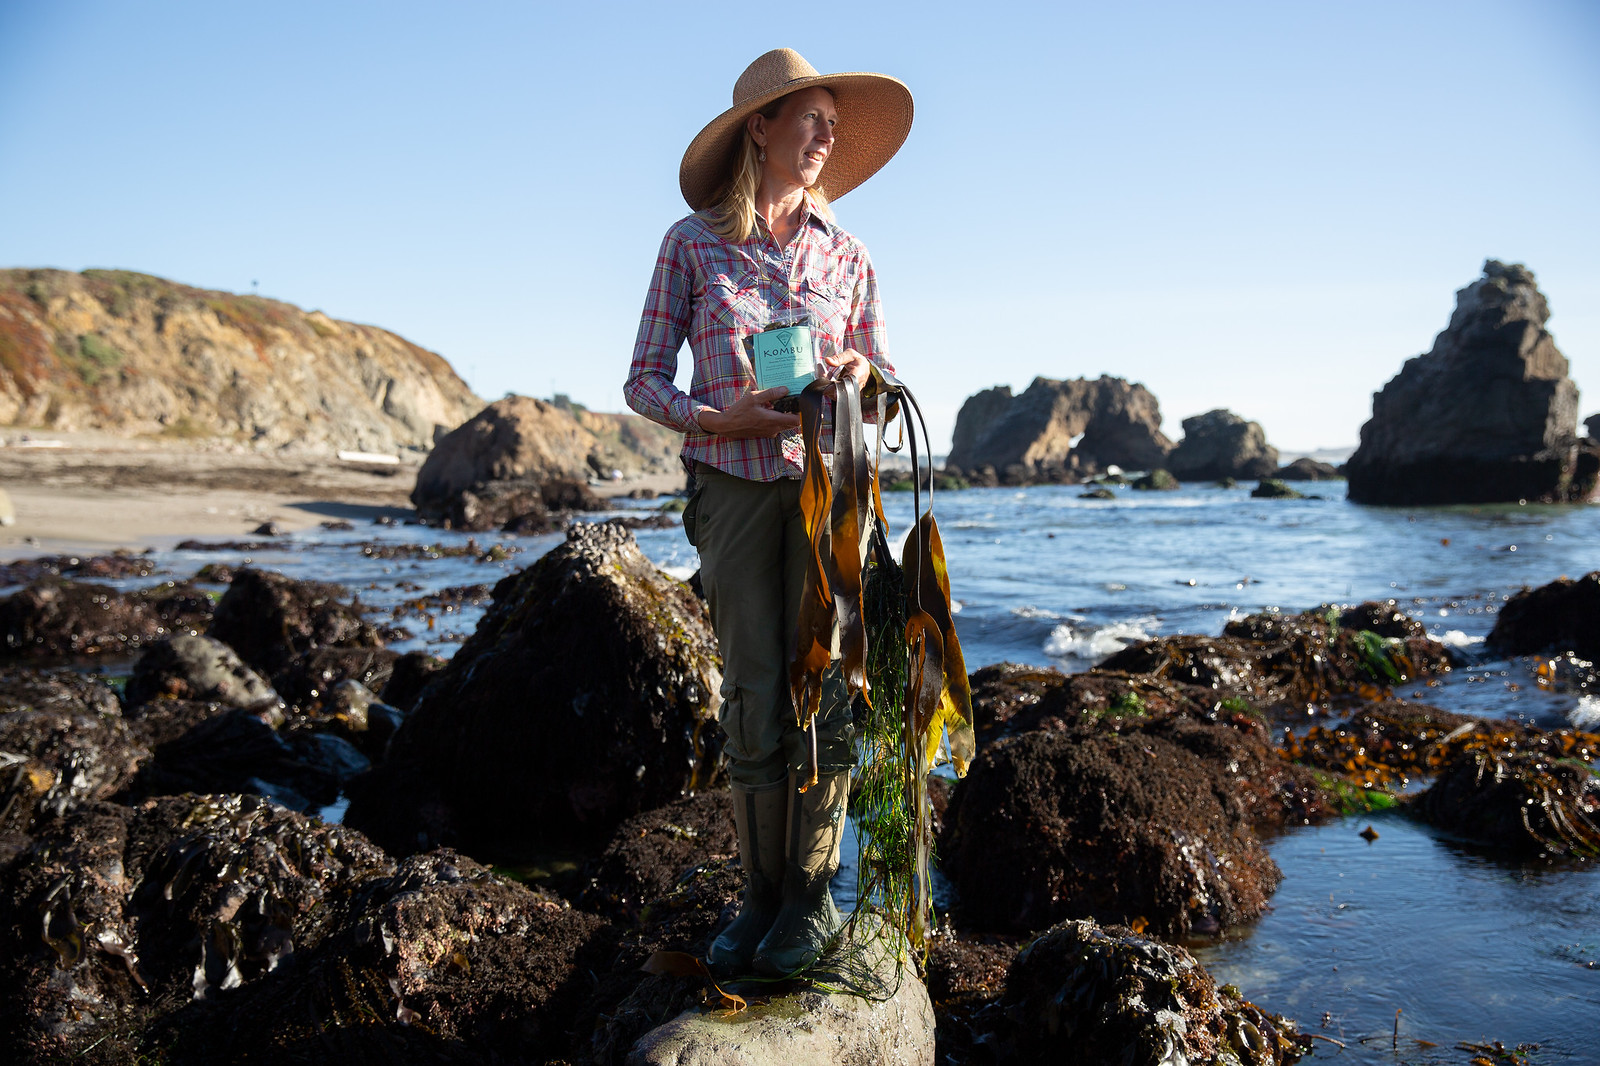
[790,367,975,963]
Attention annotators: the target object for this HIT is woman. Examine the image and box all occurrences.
[624,48,912,977]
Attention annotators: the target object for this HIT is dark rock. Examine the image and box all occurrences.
[1276,457,1341,480]
[269,646,399,715]
[380,649,447,712]
[0,794,393,1064]
[1587,413,1600,439]
[250,521,284,537]
[0,701,147,860]
[125,633,277,708]
[0,665,122,717]
[345,522,724,859]
[925,929,1023,1065]
[579,791,736,922]
[1486,571,1600,663]
[412,396,610,530]
[121,701,339,809]
[319,519,355,531]
[1414,749,1598,857]
[1251,478,1303,499]
[1078,487,1116,500]
[1347,260,1587,505]
[0,578,212,659]
[946,376,1173,483]
[1167,409,1279,481]
[940,721,1292,939]
[159,850,619,1065]
[1130,468,1179,491]
[0,550,160,586]
[1215,476,1238,488]
[208,568,384,677]
[997,919,1308,1065]
[174,539,274,552]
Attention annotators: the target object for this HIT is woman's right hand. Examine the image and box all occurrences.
[695,385,802,438]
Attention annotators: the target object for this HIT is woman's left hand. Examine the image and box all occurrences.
[822,348,871,387]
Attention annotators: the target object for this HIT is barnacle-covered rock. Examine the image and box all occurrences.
[941,721,1299,939]
[345,522,724,858]
[125,633,277,708]
[998,919,1307,1065]
[0,578,213,659]
[159,850,618,1065]
[269,645,399,717]
[1414,748,1599,857]
[0,665,123,717]
[0,795,393,1064]
[208,568,384,677]
[1487,570,1600,663]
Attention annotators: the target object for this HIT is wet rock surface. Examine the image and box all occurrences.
[208,568,384,677]
[346,522,724,859]
[1167,408,1279,481]
[124,633,276,708]
[946,376,1173,483]
[580,790,736,923]
[1347,260,1587,505]
[0,794,393,1064]
[1415,748,1599,857]
[0,578,212,659]
[994,919,1308,1066]
[0,550,161,586]
[378,648,447,711]
[269,646,399,716]
[1486,570,1600,663]
[159,849,618,1065]
[940,714,1307,939]
[1251,478,1303,499]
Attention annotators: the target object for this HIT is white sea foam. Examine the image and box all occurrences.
[1435,629,1483,649]
[660,564,697,581]
[1012,605,1070,621]
[1043,618,1156,661]
[1572,695,1600,732]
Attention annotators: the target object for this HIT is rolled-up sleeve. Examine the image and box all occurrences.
[624,229,704,432]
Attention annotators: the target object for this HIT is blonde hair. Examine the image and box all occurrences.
[709,93,836,243]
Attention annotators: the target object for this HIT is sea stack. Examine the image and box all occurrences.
[1346,260,1589,505]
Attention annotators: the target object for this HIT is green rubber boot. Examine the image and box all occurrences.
[707,779,787,977]
[752,770,848,977]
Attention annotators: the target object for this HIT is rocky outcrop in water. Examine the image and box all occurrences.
[1486,571,1599,663]
[1415,749,1599,857]
[946,376,1173,483]
[0,579,213,658]
[345,522,724,858]
[208,568,385,677]
[0,269,482,453]
[1275,457,1341,480]
[411,395,662,529]
[1346,260,1589,504]
[1167,409,1279,481]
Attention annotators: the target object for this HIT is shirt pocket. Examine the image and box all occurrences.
[801,275,855,347]
[705,271,766,330]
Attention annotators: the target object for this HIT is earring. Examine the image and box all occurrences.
[758,148,766,163]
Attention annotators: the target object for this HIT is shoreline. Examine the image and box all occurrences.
[0,432,685,558]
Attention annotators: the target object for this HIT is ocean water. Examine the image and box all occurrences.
[15,481,1598,1061]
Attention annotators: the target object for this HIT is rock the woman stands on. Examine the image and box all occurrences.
[623,48,912,977]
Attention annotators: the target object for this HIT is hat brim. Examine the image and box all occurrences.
[679,71,913,213]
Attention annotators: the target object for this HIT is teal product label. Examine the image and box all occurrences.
[750,323,816,397]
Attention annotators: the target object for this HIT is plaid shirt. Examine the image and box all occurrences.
[624,198,892,482]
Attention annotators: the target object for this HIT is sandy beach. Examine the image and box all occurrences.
[0,431,685,558]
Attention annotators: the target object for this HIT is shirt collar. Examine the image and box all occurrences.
[750,191,835,243]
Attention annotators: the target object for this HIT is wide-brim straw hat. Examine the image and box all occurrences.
[679,48,913,212]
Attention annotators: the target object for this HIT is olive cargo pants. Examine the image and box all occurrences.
[686,463,854,789]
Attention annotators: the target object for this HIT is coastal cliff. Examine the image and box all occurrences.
[0,269,482,454]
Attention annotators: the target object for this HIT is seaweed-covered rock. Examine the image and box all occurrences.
[0,665,122,717]
[580,790,736,922]
[1487,571,1600,663]
[1131,468,1179,491]
[124,633,277,708]
[1250,479,1303,499]
[0,578,213,659]
[1414,749,1599,857]
[345,522,723,858]
[998,919,1307,1065]
[208,568,384,677]
[1099,602,1453,716]
[270,646,399,715]
[924,930,1023,1065]
[940,722,1295,939]
[160,850,618,1065]
[0,704,147,860]
[0,795,393,1064]
[1275,457,1341,481]
[1168,409,1279,482]
[1346,260,1586,505]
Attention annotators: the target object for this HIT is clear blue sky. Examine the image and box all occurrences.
[2,0,1596,454]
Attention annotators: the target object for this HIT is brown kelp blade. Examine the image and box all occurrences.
[830,375,871,702]
[901,511,976,776]
[790,378,835,732]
